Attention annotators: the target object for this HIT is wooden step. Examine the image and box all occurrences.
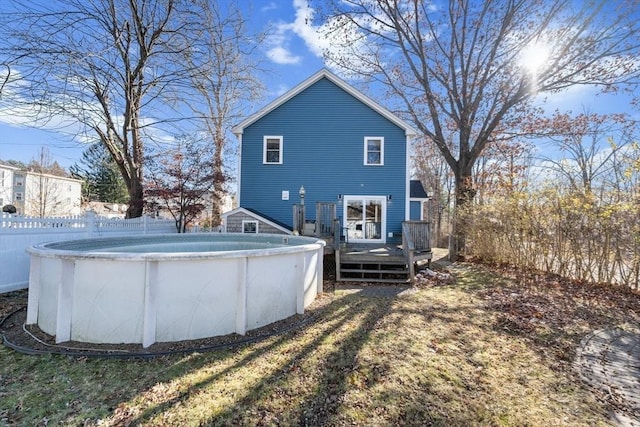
[338,277,410,284]
[340,268,408,274]
[336,247,412,283]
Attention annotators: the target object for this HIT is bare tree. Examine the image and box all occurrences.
[182,0,265,227]
[412,137,454,246]
[319,0,640,256]
[0,65,9,99]
[531,111,634,198]
[0,0,202,218]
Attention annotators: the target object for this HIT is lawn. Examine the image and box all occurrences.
[1,262,638,426]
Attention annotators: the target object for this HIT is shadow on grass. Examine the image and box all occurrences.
[122,292,390,425]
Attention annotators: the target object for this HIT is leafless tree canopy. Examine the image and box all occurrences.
[0,0,263,218]
[320,0,640,199]
[182,0,265,227]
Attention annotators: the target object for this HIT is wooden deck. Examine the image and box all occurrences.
[304,218,434,283]
[339,243,406,263]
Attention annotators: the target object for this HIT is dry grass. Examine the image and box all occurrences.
[1,262,633,426]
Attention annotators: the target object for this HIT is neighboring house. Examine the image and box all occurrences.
[0,164,83,217]
[0,164,20,210]
[232,68,427,244]
[222,207,291,234]
[85,201,128,219]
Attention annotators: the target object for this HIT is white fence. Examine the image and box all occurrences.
[0,212,176,293]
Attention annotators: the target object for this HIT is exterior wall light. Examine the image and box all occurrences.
[299,186,305,206]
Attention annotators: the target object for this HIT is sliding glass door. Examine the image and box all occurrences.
[343,196,386,243]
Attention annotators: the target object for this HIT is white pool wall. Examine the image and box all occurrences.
[26,234,325,347]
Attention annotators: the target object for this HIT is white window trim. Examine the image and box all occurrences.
[342,195,387,244]
[364,137,384,166]
[242,220,258,234]
[263,136,283,164]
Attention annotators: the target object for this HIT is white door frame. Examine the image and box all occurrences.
[343,195,387,244]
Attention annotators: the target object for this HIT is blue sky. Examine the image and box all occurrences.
[0,0,636,168]
[0,0,327,168]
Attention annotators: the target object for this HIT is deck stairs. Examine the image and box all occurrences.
[334,221,432,284]
[338,256,410,283]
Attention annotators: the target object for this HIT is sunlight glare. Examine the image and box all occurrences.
[519,41,549,74]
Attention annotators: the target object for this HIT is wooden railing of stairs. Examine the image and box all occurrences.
[402,221,433,282]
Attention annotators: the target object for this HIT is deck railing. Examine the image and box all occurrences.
[292,204,306,234]
[315,202,336,237]
[293,202,337,237]
[402,221,432,281]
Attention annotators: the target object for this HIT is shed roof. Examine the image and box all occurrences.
[410,180,429,199]
[221,207,292,234]
[232,68,418,137]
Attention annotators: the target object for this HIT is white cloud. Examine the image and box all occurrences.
[262,0,376,77]
[266,45,302,65]
[264,0,335,66]
[287,0,328,58]
[261,2,278,12]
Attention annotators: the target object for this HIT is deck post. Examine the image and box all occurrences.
[335,247,341,281]
[334,218,342,280]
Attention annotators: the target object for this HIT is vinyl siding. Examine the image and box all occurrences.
[240,77,407,237]
[410,200,423,221]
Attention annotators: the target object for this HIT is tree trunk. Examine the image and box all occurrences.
[210,136,225,228]
[450,171,476,260]
[125,175,144,219]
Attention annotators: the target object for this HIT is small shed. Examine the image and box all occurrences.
[222,207,292,235]
[409,180,430,221]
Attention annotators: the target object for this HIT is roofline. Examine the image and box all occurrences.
[0,164,22,171]
[0,165,84,184]
[232,68,418,137]
[24,171,84,184]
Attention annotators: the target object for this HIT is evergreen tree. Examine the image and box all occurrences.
[70,143,128,203]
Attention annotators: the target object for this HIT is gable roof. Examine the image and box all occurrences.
[232,68,418,137]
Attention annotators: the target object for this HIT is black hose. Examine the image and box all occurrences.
[0,306,317,360]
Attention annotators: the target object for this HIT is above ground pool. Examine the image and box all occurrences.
[26,233,325,347]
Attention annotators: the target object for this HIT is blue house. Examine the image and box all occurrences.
[230,69,427,246]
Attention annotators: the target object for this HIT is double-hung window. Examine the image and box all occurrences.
[364,137,384,166]
[263,136,283,164]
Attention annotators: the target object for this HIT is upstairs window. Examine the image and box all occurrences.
[263,136,283,164]
[364,137,384,166]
